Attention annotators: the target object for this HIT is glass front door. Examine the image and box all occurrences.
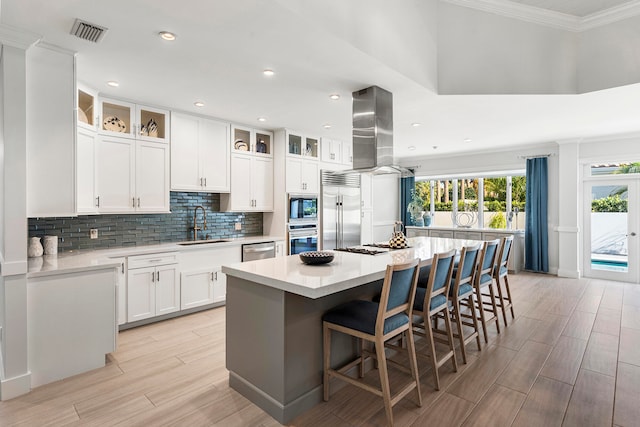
[584,180,638,282]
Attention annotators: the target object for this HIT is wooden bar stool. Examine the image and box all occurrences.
[448,244,482,364]
[411,249,457,390]
[322,260,422,427]
[494,235,515,326]
[473,239,501,343]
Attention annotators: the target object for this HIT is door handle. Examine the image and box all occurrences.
[628,232,637,237]
[157,271,160,281]
[96,196,100,207]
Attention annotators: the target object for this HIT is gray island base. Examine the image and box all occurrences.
[222,236,481,423]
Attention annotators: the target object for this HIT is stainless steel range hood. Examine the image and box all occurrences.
[350,86,413,177]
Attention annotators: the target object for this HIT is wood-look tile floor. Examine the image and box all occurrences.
[2,273,640,426]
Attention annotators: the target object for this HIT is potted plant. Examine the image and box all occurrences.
[407,189,426,226]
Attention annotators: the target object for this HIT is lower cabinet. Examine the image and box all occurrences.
[127,253,180,323]
[178,245,241,309]
[180,266,227,309]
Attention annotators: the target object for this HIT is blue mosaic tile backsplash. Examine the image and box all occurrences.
[28,192,263,252]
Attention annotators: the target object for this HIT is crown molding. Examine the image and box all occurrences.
[0,24,41,49]
[582,1,640,30]
[442,0,640,32]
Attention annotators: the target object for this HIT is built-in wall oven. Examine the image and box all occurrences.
[288,223,318,255]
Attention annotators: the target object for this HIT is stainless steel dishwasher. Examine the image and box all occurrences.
[242,241,276,262]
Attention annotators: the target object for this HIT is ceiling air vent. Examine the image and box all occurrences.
[70,19,108,43]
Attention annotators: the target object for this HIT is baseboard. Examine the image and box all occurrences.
[228,358,375,424]
[0,371,31,400]
[557,268,581,278]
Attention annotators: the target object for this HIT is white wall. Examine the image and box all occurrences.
[437,2,576,94]
[578,15,640,93]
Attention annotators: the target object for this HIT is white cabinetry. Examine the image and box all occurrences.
[99,97,170,143]
[171,112,230,192]
[135,141,170,212]
[232,125,272,156]
[178,246,242,308]
[321,138,352,166]
[286,157,319,194]
[26,45,76,217]
[275,240,286,257]
[77,127,98,214]
[321,138,342,164]
[27,266,117,387]
[113,258,127,325]
[285,130,319,194]
[342,139,353,166]
[221,153,273,211]
[92,136,169,213]
[127,253,180,322]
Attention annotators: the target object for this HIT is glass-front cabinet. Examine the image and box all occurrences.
[98,97,169,143]
[287,131,318,158]
[77,84,97,131]
[231,124,272,156]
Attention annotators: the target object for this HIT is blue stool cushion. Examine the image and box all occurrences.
[323,300,409,335]
[417,265,431,289]
[414,287,447,312]
[478,273,493,287]
[451,283,473,297]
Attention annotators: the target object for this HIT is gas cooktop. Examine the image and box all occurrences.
[333,247,388,255]
[363,243,412,250]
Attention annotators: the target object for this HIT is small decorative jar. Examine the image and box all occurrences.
[28,236,44,257]
[43,235,58,255]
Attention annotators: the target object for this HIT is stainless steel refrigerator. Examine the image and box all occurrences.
[321,171,361,249]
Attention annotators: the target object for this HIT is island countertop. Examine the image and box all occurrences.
[222,236,481,299]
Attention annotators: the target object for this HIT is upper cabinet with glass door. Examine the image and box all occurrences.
[98,97,170,143]
[231,124,272,157]
[287,130,319,159]
[77,84,98,132]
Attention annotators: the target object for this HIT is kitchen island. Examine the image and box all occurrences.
[222,236,481,424]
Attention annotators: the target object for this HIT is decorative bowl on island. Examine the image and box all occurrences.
[299,251,334,265]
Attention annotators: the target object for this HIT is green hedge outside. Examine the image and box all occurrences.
[432,200,526,212]
[592,195,627,212]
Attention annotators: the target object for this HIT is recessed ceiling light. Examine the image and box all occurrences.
[408,146,416,150]
[411,123,421,127]
[257,117,267,122]
[263,69,275,76]
[464,138,472,143]
[106,80,119,87]
[329,94,340,100]
[194,101,205,107]
[323,124,332,129]
[159,31,176,41]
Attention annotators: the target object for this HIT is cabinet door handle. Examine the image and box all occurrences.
[121,263,124,274]
[96,196,100,207]
[157,271,160,281]
[200,177,203,186]
[151,271,155,283]
[137,197,141,208]
[211,272,214,281]
[133,197,136,208]
[204,177,207,187]
[214,271,218,281]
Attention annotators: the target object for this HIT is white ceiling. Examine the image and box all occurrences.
[2,0,640,161]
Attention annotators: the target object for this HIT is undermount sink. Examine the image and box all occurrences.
[177,239,230,246]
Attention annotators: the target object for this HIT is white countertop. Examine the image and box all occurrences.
[221,236,482,299]
[27,235,284,278]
